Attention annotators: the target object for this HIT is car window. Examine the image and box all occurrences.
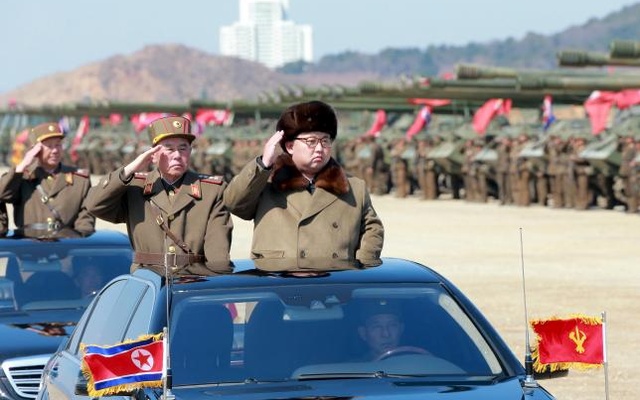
[124,285,155,339]
[73,279,127,353]
[0,247,131,312]
[168,284,503,385]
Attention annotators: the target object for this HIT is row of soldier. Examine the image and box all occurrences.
[4,115,639,216]
[339,124,639,214]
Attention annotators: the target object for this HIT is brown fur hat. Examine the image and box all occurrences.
[276,100,338,151]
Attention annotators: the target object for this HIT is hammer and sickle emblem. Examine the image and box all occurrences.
[568,326,587,354]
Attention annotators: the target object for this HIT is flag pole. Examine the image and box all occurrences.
[519,228,537,387]
[602,311,609,400]
[162,252,175,400]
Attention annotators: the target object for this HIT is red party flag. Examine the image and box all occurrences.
[531,315,604,372]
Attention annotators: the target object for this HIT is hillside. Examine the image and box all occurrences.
[2,3,640,106]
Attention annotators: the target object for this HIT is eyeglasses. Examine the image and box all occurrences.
[295,137,333,149]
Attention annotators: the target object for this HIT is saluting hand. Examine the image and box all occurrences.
[123,146,163,179]
[16,142,42,173]
[262,130,284,168]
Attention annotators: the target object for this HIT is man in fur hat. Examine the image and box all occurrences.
[224,100,384,269]
[85,116,232,275]
[0,122,95,236]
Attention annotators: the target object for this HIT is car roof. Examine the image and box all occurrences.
[163,258,444,290]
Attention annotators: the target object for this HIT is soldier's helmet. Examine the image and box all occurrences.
[276,100,338,151]
[29,122,64,145]
[148,116,195,146]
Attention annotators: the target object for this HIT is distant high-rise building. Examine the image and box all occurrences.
[220,0,312,69]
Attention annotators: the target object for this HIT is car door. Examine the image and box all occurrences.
[41,276,154,400]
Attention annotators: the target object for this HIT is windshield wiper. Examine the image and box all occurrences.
[296,371,392,380]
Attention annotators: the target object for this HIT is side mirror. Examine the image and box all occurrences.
[74,374,89,396]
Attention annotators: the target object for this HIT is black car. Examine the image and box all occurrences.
[0,230,133,400]
[40,258,557,400]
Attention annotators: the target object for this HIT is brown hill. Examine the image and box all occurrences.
[0,44,379,107]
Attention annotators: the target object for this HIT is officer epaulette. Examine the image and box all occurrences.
[134,172,148,180]
[73,169,90,178]
[200,175,223,185]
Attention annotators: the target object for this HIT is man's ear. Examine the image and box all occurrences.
[285,141,294,155]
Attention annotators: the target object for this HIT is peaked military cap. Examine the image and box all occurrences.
[29,122,64,144]
[276,100,338,150]
[148,116,195,146]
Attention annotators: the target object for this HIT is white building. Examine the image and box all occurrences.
[220,0,312,69]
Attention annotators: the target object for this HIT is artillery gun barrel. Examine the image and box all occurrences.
[557,50,640,67]
[609,40,640,59]
[518,75,640,90]
[456,63,609,80]
[456,64,519,79]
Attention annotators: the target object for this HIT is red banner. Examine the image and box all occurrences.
[531,315,603,372]
[472,98,511,134]
[365,109,387,137]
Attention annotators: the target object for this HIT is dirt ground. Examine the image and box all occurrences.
[8,184,636,399]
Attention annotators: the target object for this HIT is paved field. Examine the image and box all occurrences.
[5,171,636,399]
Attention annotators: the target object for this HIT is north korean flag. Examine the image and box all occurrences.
[82,334,164,396]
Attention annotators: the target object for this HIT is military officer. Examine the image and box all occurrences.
[85,116,233,275]
[224,100,384,270]
[0,122,95,236]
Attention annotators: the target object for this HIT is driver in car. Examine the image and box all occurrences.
[357,300,405,361]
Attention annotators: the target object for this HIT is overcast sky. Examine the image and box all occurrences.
[1,0,638,93]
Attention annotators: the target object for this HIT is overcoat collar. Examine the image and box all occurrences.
[30,163,72,197]
[271,154,350,220]
[271,154,349,195]
[142,169,201,215]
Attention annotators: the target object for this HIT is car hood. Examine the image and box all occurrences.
[172,376,553,400]
[0,309,82,360]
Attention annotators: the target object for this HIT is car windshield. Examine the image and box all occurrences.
[0,242,132,312]
[169,284,504,385]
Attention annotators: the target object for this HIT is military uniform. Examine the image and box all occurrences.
[224,155,384,268]
[496,137,512,205]
[416,138,438,200]
[0,123,95,235]
[224,101,384,270]
[620,137,638,213]
[87,168,232,273]
[84,116,232,275]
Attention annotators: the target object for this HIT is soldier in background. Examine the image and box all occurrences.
[390,138,410,198]
[508,134,524,206]
[631,138,640,213]
[515,133,532,206]
[570,137,590,210]
[620,134,638,213]
[495,135,512,205]
[547,135,566,208]
[189,134,210,174]
[563,136,581,208]
[0,122,95,236]
[416,136,439,200]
